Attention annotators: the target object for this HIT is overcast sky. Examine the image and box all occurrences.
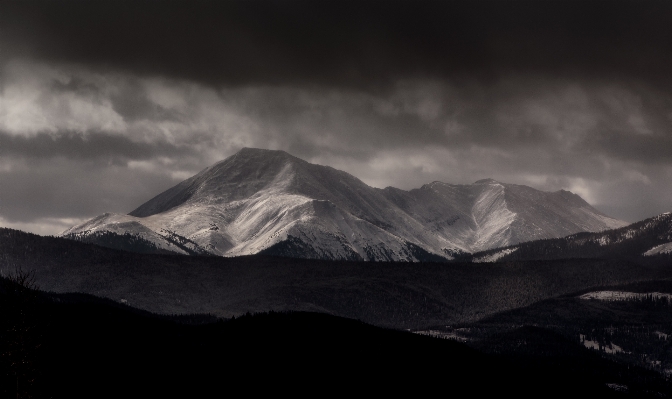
[1,0,672,235]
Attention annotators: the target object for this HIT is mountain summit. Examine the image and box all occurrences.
[61,148,627,261]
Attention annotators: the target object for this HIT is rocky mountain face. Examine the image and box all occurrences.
[61,148,627,261]
[469,212,672,263]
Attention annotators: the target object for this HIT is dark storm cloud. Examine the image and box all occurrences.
[3,1,672,89]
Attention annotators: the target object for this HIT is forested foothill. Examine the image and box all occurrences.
[3,227,672,397]
[1,228,668,329]
[420,279,672,392]
[1,273,669,398]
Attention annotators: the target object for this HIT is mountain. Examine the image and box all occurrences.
[469,212,672,263]
[60,148,626,261]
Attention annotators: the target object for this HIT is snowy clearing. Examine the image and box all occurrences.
[578,291,672,301]
[473,248,518,263]
[643,242,672,256]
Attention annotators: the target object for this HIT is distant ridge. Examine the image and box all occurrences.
[469,212,672,263]
[61,148,627,261]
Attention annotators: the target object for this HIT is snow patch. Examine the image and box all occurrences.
[579,291,672,301]
[580,334,626,354]
[606,383,628,392]
[643,242,672,256]
[414,328,469,342]
[596,236,610,246]
[473,248,518,263]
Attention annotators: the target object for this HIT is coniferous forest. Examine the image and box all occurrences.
[2,272,671,399]
[2,228,672,397]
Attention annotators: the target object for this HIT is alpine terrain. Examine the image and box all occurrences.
[61,148,626,261]
[468,212,672,263]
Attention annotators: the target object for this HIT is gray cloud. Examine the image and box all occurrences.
[2,31,672,235]
[0,157,180,224]
[0,131,195,161]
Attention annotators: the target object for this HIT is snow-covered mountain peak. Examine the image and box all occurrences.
[128,148,310,217]
[63,148,628,260]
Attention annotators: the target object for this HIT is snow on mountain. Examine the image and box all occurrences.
[60,212,211,255]
[61,213,187,254]
[380,178,626,253]
[60,148,628,261]
[566,211,672,251]
[469,211,672,263]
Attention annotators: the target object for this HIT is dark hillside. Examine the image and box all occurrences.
[1,277,664,398]
[421,279,672,393]
[1,228,668,329]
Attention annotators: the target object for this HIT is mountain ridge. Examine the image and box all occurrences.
[468,212,672,263]
[61,147,627,260]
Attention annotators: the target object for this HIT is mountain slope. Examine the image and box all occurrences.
[380,178,625,252]
[469,212,672,263]
[61,148,626,261]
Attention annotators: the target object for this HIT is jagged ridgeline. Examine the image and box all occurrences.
[59,148,626,261]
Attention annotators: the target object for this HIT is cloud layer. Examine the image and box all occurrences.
[1,1,671,235]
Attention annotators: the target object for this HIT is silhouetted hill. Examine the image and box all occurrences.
[419,278,672,394]
[1,277,666,398]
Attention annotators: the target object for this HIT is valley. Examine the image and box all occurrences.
[2,228,667,329]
